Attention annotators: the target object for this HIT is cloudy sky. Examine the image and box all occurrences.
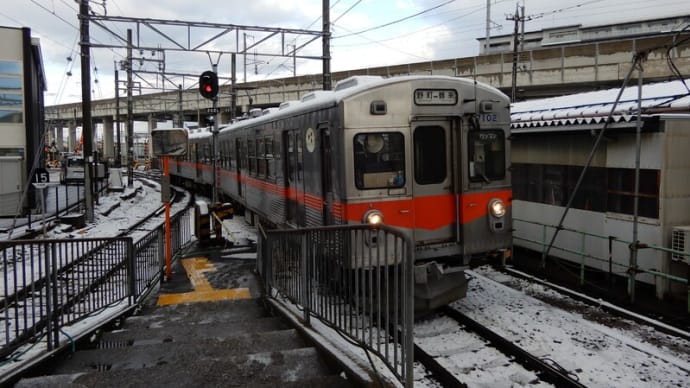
[1,0,688,106]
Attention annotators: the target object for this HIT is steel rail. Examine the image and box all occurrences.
[441,306,587,388]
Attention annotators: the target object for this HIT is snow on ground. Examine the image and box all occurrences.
[0,177,192,383]
[415,314,553,387]
[448,267,690,387]
[5,182,689,387]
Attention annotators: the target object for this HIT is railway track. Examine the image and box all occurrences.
[414,268,690,387]
[1,177,188,302]
[1,176,191,357]
[415,305,585,387]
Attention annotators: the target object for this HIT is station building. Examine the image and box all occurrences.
[479,14,690,54]
[510,78,690,302]
[0,26,46,217]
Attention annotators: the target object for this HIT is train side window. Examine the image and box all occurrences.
[265,136,276,179]
[469,130,505,182]
[247,139,256,175]
[414,126,446,185]
[353,132,405,190]
[257,138,266,177]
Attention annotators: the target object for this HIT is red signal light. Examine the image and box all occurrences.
[199,71,219,99]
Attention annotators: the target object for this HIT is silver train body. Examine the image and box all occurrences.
[171,75,512,311]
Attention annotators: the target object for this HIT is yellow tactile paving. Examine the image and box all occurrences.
[157,257,252,305]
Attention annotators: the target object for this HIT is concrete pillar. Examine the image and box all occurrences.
[56,126,65,152]
[102,116,114,161]
[147,115,157,160]
[120,124,127,164]
[220,111,231,125]
[68,121,77,153]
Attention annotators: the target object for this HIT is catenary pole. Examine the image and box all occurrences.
[79,0,94,222]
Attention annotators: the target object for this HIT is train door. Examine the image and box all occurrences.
[319,126,334,225]
[235,138,243,198]
[284,130,305,226]
[412,120,456,243]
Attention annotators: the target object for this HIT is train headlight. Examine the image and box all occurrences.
[363,210,384,226]
[489,199,506,218]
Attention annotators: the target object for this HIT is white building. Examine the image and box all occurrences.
[480,14,690,55]
[0,26,46,217]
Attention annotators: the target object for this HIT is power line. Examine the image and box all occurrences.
[332,0,362,24]
[29,0,80,32]
[333,0,456,39]
[331,23,429,61]
[333,1,505,49]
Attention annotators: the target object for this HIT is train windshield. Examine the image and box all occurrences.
[468,130,505,182]
[66,157,85,168]
[353,132,405,190]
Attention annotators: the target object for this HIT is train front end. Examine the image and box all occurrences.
[340,76,512,312]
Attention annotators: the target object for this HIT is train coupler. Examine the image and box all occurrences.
[414,261,468,316]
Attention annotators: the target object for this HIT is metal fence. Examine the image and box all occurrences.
[513,217,689,313]
[259,224,415,388]
[0,208,192,361]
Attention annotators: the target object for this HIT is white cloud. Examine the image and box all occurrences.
[1,0,687,105]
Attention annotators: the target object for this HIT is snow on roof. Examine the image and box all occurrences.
[511,78,690,130]
[220,75,495,135]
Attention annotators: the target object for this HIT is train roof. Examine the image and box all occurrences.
[218,75,506,135]
[511,78,690,132]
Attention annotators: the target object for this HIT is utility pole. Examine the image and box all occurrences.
[484,0,491,53]
[322,0,331,90]
[114,63,121,166]
[507,3,532,102]
[243,33,247,83]
[79,0,94,222]
[231,53,237,121]
[176,84,183,127]
[211,62,219,205]
[126,29,134,188]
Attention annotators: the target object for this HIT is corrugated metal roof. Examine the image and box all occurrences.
[511,79,690,130]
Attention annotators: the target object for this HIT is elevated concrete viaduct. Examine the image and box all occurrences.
[45,31,690,160]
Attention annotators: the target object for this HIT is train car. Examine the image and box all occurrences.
[61,154,85,183]
[59,154,106,184]
[510,78,690,301]
[171,75,512,311]
[171,128,219,190]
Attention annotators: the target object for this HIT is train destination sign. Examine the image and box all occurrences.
[414,89,458,105]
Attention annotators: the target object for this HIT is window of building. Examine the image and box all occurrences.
[0,61,22,124]
[607,168,659,218]
[512,163,658,218]
[0,62,21,75]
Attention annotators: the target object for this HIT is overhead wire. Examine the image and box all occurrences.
[666,23,690,94]
[332,0,456,40]
[54,33,80,105]
[26,0,128,104]
[331,24,430,61]
[332,2,497,49]
[260,0,347,79]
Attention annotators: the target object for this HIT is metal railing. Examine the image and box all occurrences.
[0,207,192,362]
[259,224,415,388]
[513,217,689,312]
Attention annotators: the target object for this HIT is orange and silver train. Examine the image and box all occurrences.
[171,75,512,310]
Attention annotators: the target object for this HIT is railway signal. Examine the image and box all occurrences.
[199,70,219,99]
